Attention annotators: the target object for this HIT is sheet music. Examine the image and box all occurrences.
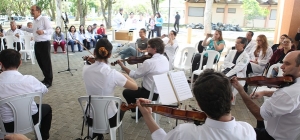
[153,74,178,105]
[168,71,193,101]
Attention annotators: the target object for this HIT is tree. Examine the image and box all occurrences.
[203,0,213,35]
[99,0,116,29]
[150,0,165,16]
[78,0,88,25]
[241,0,270,28]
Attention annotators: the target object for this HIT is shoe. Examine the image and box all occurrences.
[63,51,66,54]
[112,53,120,58]
[54,51,57,54]
[72,51,75,53]
[79,50,83,52]
[44,83,52,88]
[26,56,31,60]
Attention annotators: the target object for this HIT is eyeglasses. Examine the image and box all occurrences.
[282,41,291,44]
[256,40,262,42]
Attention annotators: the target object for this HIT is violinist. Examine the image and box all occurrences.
[231,51,300,140]
[118,38,169,120]
[137,69,255,140]
[82,38,138,140]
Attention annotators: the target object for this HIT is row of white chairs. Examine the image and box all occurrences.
[0,35,35,64]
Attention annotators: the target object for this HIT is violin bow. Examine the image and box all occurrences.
[76,39,94,56]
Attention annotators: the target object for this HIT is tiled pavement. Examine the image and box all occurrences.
[18,29,268,140]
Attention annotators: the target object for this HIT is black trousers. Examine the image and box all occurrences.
[244,63,254,92]
[192,53,217,79]
[123,87,159,116]
[174,22,179,32]
[254,120,274,140]
[4,104,52,140]
[35,41,53,85]
[83,39,91,50]
[148,30,154,38]
[156,26,162,37]
[13,42,22,52]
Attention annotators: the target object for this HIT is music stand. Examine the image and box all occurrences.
[58,13,77,76]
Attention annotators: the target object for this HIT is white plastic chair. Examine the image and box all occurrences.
[1,36,15,50]
[0,92,43,140]
[173,47,196,73]
[19,35,35,64]
[191,50,220,87]
[78,96,123,140]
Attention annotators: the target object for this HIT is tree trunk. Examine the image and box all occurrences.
[49,0,56,21]
[204,0,213,35]
[100,0,112,29]
[55,0,63,30]
[78,0,86,25]
[150,0,159,16]
[75,0,80,21]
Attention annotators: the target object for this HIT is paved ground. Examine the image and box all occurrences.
[16,27,271,140]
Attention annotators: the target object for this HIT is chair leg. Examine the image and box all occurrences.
[118,124,123,140]
[33,125,42,140]
[31,52,35,64]
[135,107,138,123]
[190,74,194,89]
[232,95,236,105]
[110,128,117,140]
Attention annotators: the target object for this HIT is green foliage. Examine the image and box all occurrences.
[241,0,270,21]
[36,0,51,10]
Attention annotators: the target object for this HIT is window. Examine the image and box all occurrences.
[216,8,224,13]
[269,9,277,20]
[228,8,236,13]
[188,7,204,17]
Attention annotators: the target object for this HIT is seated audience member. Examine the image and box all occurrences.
[0,24,6,51]
[244,34,273,92]
[82,38,138,140]
[137,69,256,140]
[161,30,179,70]
[295,27,300,50]
[190,30,225,82]
[97,24,107,38]
[52,26,66,54]
[0,49,52,140]
[92,23,102,41]
[78,25,87,49]
[113,28,148,61]
[231,51,300,140]
[269,37,295,77]
[67,25,82,53]
[85,25,96,49]
[244,31,256,55]
[5,21,24,52]
[271,34,288,53]
[118,38,169,120]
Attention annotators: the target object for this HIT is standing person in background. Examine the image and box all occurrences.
[148,15,155,39]
[155,12,163,37]
[19,5,54,88]
[125,12,137,30]
[113,8,125,30]
[295,27,300,50]
[97,24,107,38]
[136,13,146,31]
[0,24,6,51]
[52,26,66,54]
[174,12,180,33]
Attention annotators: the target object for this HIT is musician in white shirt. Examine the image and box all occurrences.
[137,69,256,140]
[117,38,169,120]
[5,21,24,52]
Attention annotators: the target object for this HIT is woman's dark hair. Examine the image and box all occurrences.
[147,38,164,54]
[55,26,61,37]
[281,34,288,38]
[140,28,146,34]
[87,25,93,33]
[284,37,296,50]
[79,25,85,34]
[171,30,177,36]
[156,12,161,18]
[193,69,232,120]
[68,25,76,32]
[0,49,21,69]
[237,37,248,47]
[94,38,113,63]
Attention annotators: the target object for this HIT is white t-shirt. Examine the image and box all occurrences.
[82,61,127,118]
[152,117,256,140]
[0,71,48,123]
[261,77,300,140]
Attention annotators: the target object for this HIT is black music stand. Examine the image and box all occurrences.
[58,13,77,76]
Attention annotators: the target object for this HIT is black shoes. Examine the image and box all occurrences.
[41,80,52,88]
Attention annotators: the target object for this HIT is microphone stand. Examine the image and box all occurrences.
[58,13,77,76]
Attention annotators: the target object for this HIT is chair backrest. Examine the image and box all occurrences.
[19,35,33,51]
[78,96,122,134]
[266,63,283,77]
[1,36,15,49]
[0,92,42,134]
[198,50,220,70]
[173,47,196,68]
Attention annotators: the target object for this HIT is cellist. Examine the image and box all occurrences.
[137,69,256,140]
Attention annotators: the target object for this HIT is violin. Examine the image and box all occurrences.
[82,56,95,65]
[237,76,294,88]
[111,55,152,66]
[121,103,207,122]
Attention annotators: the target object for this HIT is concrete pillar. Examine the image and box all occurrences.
[223,4,228,24]
[185,2,188,24]
[264,5,271,28]
[274,0,300,44]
